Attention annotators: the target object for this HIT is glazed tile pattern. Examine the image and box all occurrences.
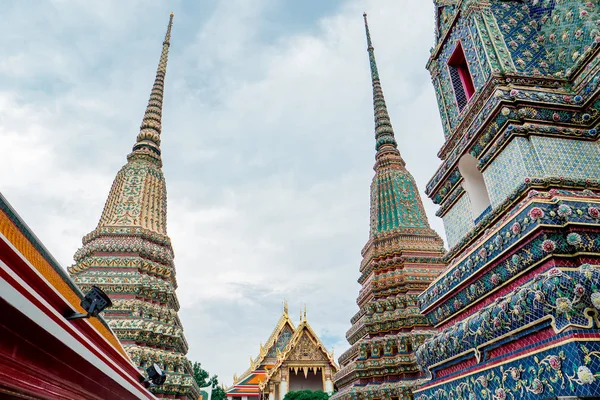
[442,190,474,248]
[420,191,600,320]
[418,265,600,370]
[532,136,600,179]
[434,1,458,45]
[415,337,600,400]
[482,137,539,208]
[68,15,200,400]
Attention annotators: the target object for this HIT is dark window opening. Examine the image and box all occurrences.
[448,42,475,111]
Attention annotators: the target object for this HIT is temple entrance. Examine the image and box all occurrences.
[288,368,324,392]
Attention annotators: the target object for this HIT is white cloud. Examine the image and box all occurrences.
[0,0,444,386]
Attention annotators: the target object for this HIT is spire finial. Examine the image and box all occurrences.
[283,299,288,315]
[362,12,404,166]
[303,304,307,321]
[128,13,174,166]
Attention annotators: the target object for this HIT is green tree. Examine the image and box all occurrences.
[210,375,226,400]
[192,362,226,400]
[192,362,210,387]
[283,390,330,400]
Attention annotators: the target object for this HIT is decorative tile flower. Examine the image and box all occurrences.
[557,204,573,217]
[555,297,572,314]
[542,239,556,253]
[567,232,582,245]
[577,365,595,384]
[490,274,500,286]
[530,207,545,220]
[530,378,544,394]
[511,222,521,234]
[549,355,562,371]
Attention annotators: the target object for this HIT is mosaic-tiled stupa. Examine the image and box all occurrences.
[68,14,200,400]
[331,14,447,400]
[415,1,600,399]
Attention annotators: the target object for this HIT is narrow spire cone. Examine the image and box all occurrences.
[129,13,174,166]
[363,12,405,167]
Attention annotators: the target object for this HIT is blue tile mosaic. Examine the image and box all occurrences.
[483,137,543,208]
[443,191,474,248]
[532,136,600,179]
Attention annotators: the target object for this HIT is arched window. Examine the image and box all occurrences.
[458,154,491,221]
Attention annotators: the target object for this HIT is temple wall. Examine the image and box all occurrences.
[531,136,600,179]
[482,136,600,209]
[490,0,600,77]
[442,192,474,248]
[482,137,538,208]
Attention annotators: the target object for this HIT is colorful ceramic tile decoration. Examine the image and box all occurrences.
[68,14,201,400]
[414,0,600,399]
[331,14,447,400]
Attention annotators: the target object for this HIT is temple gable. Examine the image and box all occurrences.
[286,332,328,362]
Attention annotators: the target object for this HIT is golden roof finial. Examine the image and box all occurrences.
[303,304,307,321]
[283,299,288,315]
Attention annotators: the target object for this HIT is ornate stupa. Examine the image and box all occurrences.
[68,14,200,400]
[415,1,600,399]
[331,14,446,400]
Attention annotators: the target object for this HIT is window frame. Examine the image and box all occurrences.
[447,42,475,111]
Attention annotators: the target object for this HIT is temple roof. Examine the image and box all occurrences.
[262,318,338,386]
[228,304,296,392]
[257,305,296,367]
[227,305,337,396]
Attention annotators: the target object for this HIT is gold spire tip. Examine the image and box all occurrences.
[170,13,174,17]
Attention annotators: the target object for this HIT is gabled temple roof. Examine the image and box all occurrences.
[227,305,338,397]
[228,304,296,394]
[256,306,296,367]
[262,317,339,386]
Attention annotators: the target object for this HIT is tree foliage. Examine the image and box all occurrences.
[193,362,210,387]
[192,362,226,400]
[283,390,330,400]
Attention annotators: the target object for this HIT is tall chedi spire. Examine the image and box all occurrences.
[331,14,446,400]
[68,14,200,400]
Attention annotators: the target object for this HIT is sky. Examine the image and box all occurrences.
[0,0,446,385]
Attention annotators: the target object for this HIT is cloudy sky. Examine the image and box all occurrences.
[0,0,446,384]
